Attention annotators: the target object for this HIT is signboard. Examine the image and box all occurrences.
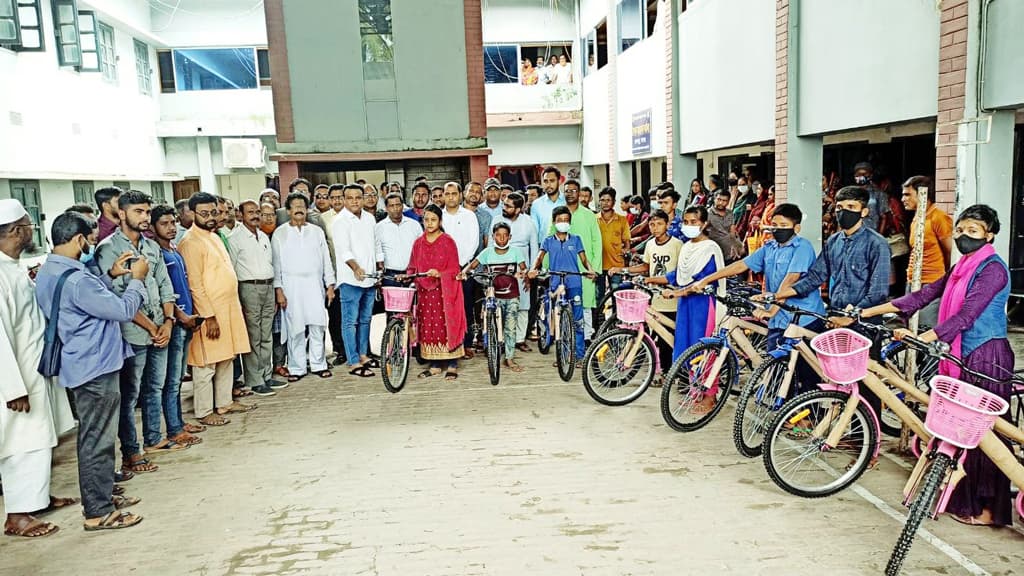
[631,109,652,156]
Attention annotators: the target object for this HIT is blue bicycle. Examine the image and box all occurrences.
[531,270,588,382]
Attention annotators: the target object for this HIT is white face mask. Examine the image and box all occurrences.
[681,225,702,239]
[629,207,640,215]
[494,240,509,249]
[738,185,750,193]
[554,222,571,233]
[652,202,662,212]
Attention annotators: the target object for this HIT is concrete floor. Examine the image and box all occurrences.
[2,338,1024,576]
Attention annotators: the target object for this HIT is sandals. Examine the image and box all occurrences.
[515,342,532,353]
[314,370,332,379]
[83,510,143,532]
[4,516,59,538]
[445,371,459,381]
[232,387,253,398]
[287,373,305,383]
[36,496,79,515]
[170,431,202,446]
[219,402,257,414]
[418,369,441,379]
[364,358,381,369]
[274,366,290,378]
[112,485,125,496]
[122,454,158,474]
[504,361,525,373]
[113,495,141,510]
[198,414,230,427]
[144,439,189,454]
[349,365,376,378]
[113,470,134,483]
[183,423,206,434]
[462,349,476,360]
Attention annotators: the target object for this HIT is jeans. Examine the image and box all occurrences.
[340,283,374,366]
[494,298,520,360]
[72,371,120,519]
[462,276,477,348]
[594,272,623,322]
[549,284,585,359]
[162,324,188,438]
[120,343,169,456]
[767,319,825,398]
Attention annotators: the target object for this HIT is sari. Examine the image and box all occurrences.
[521,66,539,86]
[407,232,466,360]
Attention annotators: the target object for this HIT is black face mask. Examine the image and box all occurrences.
[836,209,862,230]
[955,235,987,255]
[770,228,796,244]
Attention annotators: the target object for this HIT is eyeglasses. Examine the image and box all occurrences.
[314,194,329,200]
[195,209,222,218]
[11,223,39,232]
[363,193,378,198]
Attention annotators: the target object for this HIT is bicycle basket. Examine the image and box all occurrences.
[382,287,415,312]
[810,328,872,384]
[925,376,1008,449]
[614,289,651,324]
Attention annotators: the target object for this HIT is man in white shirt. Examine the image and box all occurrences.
[228,200,279,397]
[332,184,383,377]
[491,192,538,351]
[375,192,422,285]
[442,182,482,356]
[272,193,335,381]
[530,166,566,241]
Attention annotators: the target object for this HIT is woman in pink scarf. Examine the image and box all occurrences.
[861,204,1014,526]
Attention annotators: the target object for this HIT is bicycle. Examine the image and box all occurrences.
[467,269,518,386]
[530,270,589,381]
[377,272,428,393]
[659,285,769,432]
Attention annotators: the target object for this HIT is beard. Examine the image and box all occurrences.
[197,218,218,231]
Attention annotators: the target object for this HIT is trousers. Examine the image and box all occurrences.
[239,282,275,388]
[192,359,233,418]
[70,371,120,518]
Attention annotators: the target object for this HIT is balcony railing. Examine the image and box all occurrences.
[485,82,582,114]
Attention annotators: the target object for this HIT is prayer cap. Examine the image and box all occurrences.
[0,199,28,226]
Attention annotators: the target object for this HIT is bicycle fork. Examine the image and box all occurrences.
[902,440,967,517]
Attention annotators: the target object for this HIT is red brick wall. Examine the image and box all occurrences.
[773,0,789,203]
[464,0,487,139]
[263,0,295,144]
[935,0,969,214]
[278,161,298,190]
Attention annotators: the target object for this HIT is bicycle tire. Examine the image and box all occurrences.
[581,328,655,405]
[486,309,501,386]
[733,356,789,458]
[535,299,552,355]
[763,389,878,498]
[885,453,952,575]
[596,314,618,338]
[660,340,737,432]
[380,318,409,393]
[595,291,617,337]
[880,341,939,437]
[556,306,575,381]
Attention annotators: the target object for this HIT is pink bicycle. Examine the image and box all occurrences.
[378,273,428,393]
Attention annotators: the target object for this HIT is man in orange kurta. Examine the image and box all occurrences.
[178,193,252,426]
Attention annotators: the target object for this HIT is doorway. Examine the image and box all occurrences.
[173,178,201,201]
[9,180,45,251]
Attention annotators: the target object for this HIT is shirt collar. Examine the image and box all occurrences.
[46,253,86,270]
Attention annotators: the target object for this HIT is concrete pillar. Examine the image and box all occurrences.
[676,154,698,189]
[612,162,634,198]
[196,136,218,195]
[468,155,489,184]
[278,161,299,191]
[974,110,1015,263]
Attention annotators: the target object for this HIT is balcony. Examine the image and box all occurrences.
[485,83,582,127]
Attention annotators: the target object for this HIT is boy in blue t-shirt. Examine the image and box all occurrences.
[528,206,597,361]
[458,222,528,372]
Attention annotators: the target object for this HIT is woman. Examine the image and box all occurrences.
[731,176,756,239]
[743,182,773,253]
[860,204,1015,527]
[627,195,651,246]
[687,178,708,207]
[405,205,467,381]
[521,58,539,85]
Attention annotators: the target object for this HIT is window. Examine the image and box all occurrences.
[617,0,643,53]
[157,50,174,93]
[358,0,393,79]
[150,181,166,203]
[0,0,43,51]
[646,0,658,37]
[77,10,97,71]
[9,180,44,250]
[173,48,257,91]
[594,20,608,69]
[97,21,116,82]
[72,180,93,204]
[113,181,130,190]
[483,44,518,84]
[256,47,270,86]
[51,0,80,66]
[135,39,151,94]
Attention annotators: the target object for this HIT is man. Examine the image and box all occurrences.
[275,178,326,233]
[227,200,280,396]
[901,175,953,327]
[492,192,538,352]
[499,184,514,204]
[259,201,277,237]
[333,184,381,377]
[706,189,742,261]
[430,185,444,207]
[259,189,281,210]
[174,199,193,245]
[178,192,253,427]
[66,203,95,217]
[272,193,336,381]
[376,193,422,286]
[404,182,430,223]
[312,184,331,214]
[442,182,482,357]
[530,167,566,239]
[657,188,685,240]
[150,205,205,446]
[1,201,75,537]
[362,184,388,222]
[464,181,492,254]
[853,162,892,234]
[321,185,346,365]
[95,191,180,472]
[213,197,233,251]
[480,178,504,222]
[595,187,630,325]
[579,186,596,212]
[387,182,404,200]
[559,179,602,341]
[524,184,540,215]
[94,186,121,242]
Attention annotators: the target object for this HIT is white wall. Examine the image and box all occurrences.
[483,0,576,43]
[150,0,267,47]
[798,0,939,136]
[487,125,582,165]
[81,0,152,36]
[158,90,276,136]
[485,82,581,114]
[678,0,775,153]
[616,27,666,161]
[164,136,278,178]
[580,0,610,32]
[581,66,611,165]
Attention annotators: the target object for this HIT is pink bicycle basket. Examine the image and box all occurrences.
[924,376,1008,449]
[382,287,415,313]
[810,328,872,384]
[614,290,651,324]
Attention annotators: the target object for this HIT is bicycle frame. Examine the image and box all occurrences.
[480,283,504,350]
[614,306,674,373]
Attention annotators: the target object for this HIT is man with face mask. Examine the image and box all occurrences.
[492,192,538,351]
[530,167,567,241]
[556,179,602,342]
[852,162,891,234]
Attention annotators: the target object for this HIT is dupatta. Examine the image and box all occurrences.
[936,243,996,378]
[408,233,466,350]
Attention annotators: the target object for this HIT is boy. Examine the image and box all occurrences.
[459,222,528,372]
[528,206,597,364]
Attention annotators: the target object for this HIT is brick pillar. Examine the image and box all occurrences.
[663,0,675,183]
[463,0,487,139]
[278,161,299,189]
[468,155,489,184]
[934,0,969,214]
[773,0,790,203]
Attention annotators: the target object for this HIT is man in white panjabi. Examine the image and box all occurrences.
[272,192,336,381]
[0,199,75,538]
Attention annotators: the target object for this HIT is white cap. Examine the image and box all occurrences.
[0,198,28,226]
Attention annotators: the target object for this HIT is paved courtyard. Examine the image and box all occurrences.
[3,339,1024,576]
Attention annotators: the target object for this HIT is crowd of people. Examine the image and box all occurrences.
[0,161,1015,537]
[520,54,573,86]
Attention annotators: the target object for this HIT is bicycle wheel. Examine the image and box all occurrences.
[885,454,952,576]
[486,308,501,386]
[661,340,737,432]
[381,318,409,393]
[581,328,655,405]
[595,291,617,337]
[763,389,878,498]
[535,299,552,355]
[556,306,576,381]
[880,342,939,437]
[733,356,789,458]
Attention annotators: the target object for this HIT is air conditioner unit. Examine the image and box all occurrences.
[222,138,266,169]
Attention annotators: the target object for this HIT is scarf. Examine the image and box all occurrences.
[409,233,467,350]
[675,238,725,294]
[937,243,996,378]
